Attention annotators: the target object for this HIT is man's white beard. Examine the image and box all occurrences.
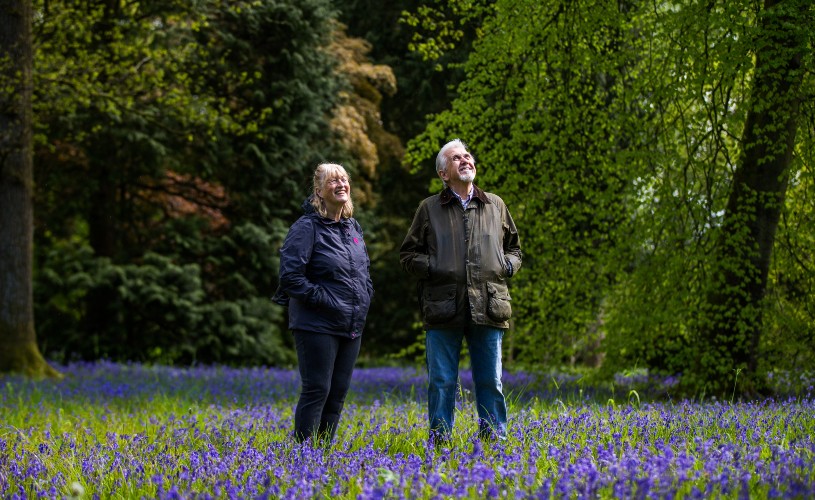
[460,171,476,183]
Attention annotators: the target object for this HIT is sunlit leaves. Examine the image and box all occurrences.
[404,0,815,391]
[407,0,648,367]
[400,0,492,63]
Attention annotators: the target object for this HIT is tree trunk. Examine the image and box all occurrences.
[695,0,807,397]
[0,0,62,378]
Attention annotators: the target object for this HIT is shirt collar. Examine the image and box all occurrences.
[440,185,491,207]
[453,187,473,208]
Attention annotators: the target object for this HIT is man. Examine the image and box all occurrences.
[400,138,522,444]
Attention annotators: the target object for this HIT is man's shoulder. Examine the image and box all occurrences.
[418,193,443,208]
[483,191,507,207]
[469,185,502,205]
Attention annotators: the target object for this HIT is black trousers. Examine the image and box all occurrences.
[293,330,361,443]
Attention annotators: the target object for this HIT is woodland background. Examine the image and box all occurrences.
[1,0,813,397]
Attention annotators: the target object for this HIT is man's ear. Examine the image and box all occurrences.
[438,169,449,182]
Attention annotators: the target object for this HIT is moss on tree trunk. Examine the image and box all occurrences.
[0,335,62,379]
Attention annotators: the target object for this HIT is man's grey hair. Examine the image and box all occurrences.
[435,138,473,175]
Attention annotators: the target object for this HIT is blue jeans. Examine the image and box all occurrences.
[425,325,507,440]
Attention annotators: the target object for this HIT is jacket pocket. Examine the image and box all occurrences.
[486,282,512,322]
[422,284,457,323]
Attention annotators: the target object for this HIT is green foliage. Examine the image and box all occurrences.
[336,0,477,139]
[34,245,292,365]
[187,0,344,218]
[31,0,347,365]
[400,0,492,63]
[23,0,815,381]
[406,0,648,368]
[404,0,815,395]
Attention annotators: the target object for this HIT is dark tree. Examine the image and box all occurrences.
[0,0,60,377]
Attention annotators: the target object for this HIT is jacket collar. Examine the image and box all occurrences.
[309,212,348,227]
[440,185,491,206]
[303,195,348,226]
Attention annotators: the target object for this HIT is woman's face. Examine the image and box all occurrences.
[318,173,350,211]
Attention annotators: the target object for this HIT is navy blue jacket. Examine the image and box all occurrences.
[275,199,373,339]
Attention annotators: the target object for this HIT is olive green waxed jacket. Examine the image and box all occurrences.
[399,186,522,330]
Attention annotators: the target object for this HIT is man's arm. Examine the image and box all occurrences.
[503,206,522,277]
[400,202,431,279]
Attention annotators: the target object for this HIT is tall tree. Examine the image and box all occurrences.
[695,0,811,395]
[0,0,60,377]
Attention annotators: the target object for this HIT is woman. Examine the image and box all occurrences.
[275,163,373,444]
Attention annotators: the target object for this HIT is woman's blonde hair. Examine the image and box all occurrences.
[310,163,354,218]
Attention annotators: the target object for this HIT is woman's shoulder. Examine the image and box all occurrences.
[290,215,312,228]
[288,214,321,237]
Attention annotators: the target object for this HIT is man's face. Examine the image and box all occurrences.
[440,146,476,185]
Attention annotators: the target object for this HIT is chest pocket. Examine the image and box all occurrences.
[422,284,457,323]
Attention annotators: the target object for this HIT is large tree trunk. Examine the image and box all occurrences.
[0,0,61,378]
[695,0,807,397]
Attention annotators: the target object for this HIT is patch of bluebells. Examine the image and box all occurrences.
[0,362,813,498]
[612,369,814,402]
[766,370,815,396]
[612,369,682,401]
